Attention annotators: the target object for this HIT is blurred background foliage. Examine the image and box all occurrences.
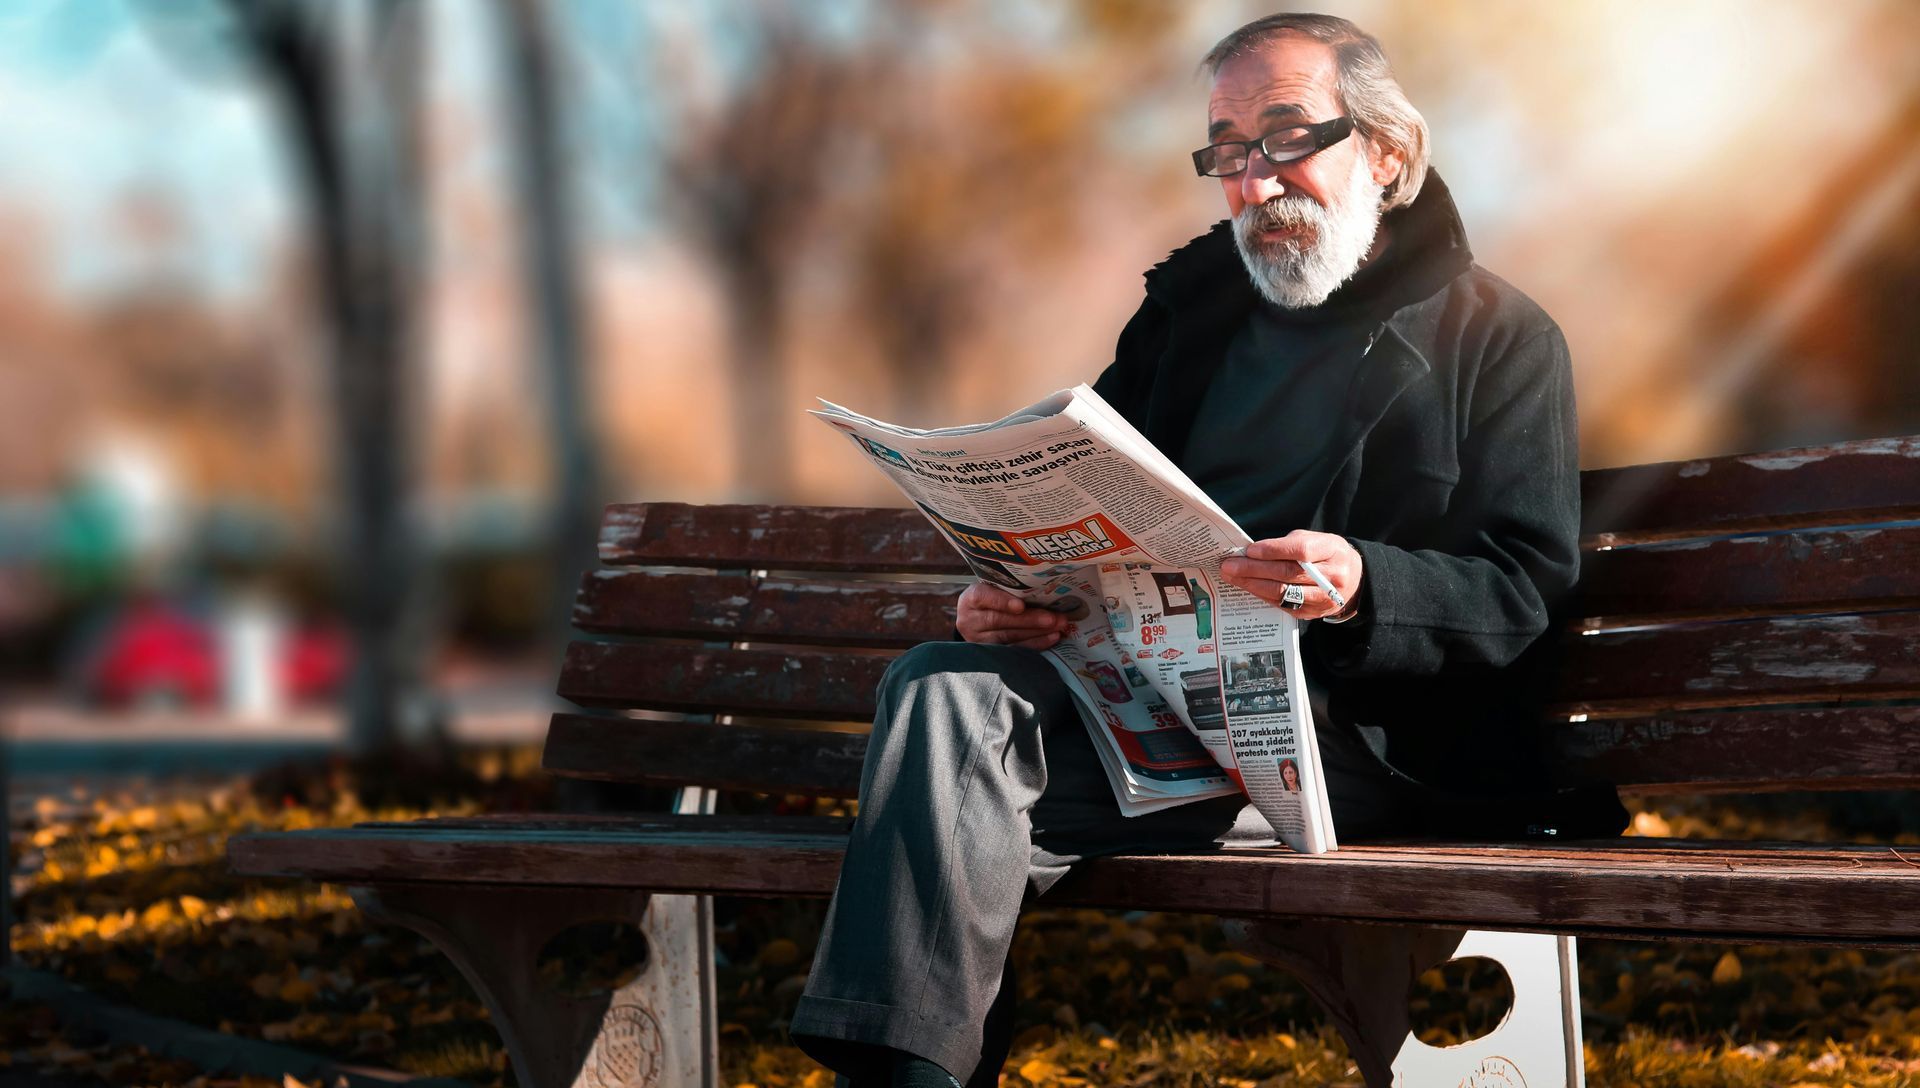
[1,0,1917,749]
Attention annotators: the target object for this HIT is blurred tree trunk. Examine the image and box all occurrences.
[223,0,438,755]
[495,0,602,652]
[656,16,863,500]
[719,256,787,500]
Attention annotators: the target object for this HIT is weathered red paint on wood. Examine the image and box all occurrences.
[557,641,893,720]
[1552,611,1920,715]
[572,570,962,647]
[1547,705,1920,793]
[1580,435,1920,547]
[1574,523,1920,625]
[541,713,868,797]
[226,822,1920,943]
[598,504,967,573]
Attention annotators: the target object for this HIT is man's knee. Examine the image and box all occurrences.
[879,644,1059,717]
[857,641,1053,813]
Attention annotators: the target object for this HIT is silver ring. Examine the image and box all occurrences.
[1280,584,1307,609]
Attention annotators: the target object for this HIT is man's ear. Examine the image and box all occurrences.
[1366,138,1404,190]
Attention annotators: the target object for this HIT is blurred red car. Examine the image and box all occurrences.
[86,598,348,709]
[89,598,217,709]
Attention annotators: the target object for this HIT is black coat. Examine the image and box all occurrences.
[1094,173,1620,827]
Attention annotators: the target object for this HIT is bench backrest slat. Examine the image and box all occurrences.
[558,642,891,721]
[1547,705,1920,795]
[544,713,867,797]
[557,614,1920,722]
[572,571,962,648]
[596,437,1920,572]
[570,526,1920,645]
[599,504,965,573]
[542,703,1920,799]
[1579,435,1920,547]
[1574,523,1920,625]
[1555,611,1920,716]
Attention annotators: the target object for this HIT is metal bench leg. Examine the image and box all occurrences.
[1225,920,1583,1088]
[351,883,718,1088]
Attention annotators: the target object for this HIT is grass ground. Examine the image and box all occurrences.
[9,745,1920,1087]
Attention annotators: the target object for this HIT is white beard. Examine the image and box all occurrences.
[1231,151,1385,310]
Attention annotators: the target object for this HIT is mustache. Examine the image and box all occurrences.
[1240,195,1328,234]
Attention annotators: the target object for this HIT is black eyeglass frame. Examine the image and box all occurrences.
[1191,116,1355,178]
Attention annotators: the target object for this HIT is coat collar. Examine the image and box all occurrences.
[1132,172,1477,519]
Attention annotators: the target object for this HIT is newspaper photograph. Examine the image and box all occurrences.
[813,384,1338,854]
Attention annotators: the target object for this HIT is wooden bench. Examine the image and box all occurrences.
[228,433,1920,1088]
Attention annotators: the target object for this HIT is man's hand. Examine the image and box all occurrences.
[956,582,1066,649]
[1219,530,1363,620]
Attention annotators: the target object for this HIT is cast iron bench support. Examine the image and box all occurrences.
[353,792,722,1088]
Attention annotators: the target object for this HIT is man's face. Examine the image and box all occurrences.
[1207,37,1402,308]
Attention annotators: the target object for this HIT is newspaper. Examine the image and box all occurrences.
[812,385,1338,854]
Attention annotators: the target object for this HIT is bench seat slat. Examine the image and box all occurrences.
[339,816,1904,863]
[572,571,961,647]
[1580,435,1920,547]
[1575,523,1920,624]
[226,823,1920,944]
[538,705,1920,798]
[354,813,856,834]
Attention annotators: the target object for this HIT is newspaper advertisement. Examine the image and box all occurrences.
[813,384,1338,854]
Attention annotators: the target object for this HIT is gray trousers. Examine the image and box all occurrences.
[788,641,1420,1084]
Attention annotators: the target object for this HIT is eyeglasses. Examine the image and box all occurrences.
[1191,116,1354,178]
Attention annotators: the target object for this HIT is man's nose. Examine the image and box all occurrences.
[1239,155,1286,206]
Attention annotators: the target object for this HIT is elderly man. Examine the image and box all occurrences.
[791,13,1625,1088]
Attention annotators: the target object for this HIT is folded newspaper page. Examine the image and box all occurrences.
[813,385,1338,854]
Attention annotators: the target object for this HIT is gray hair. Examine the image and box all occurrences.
[1202,13,1430,211]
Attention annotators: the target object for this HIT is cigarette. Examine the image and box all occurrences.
[1299,559,1347,611]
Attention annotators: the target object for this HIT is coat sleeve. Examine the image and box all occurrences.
[1313,324,1581,677]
